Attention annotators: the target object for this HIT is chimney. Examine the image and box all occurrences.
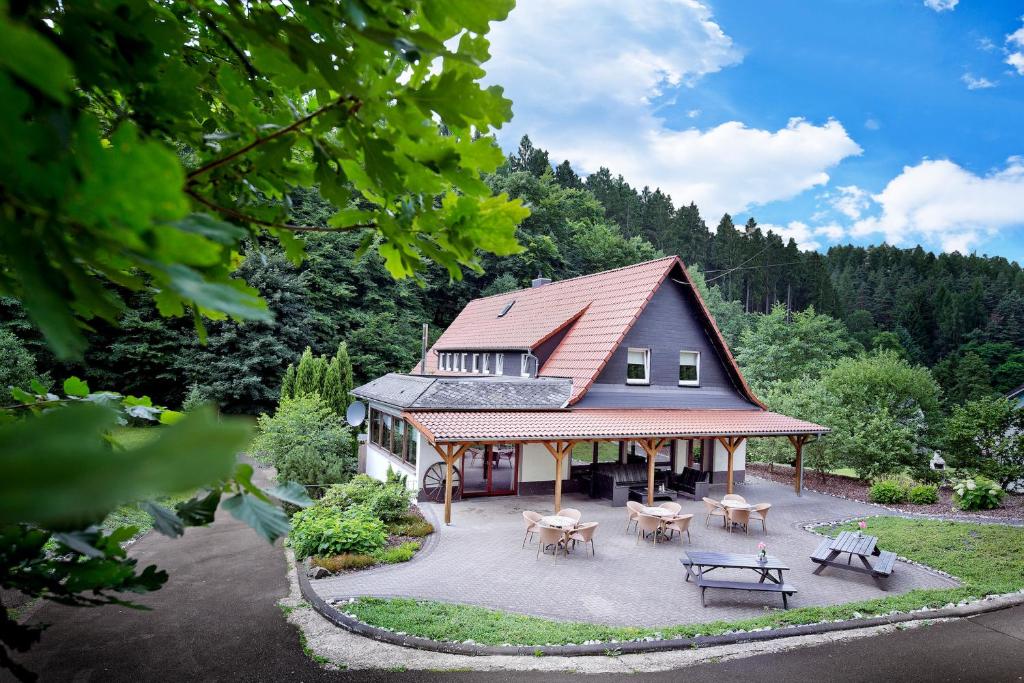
[531,275,552,288]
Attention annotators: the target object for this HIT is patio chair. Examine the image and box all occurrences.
[664,513,693,543]
[726,507,751,534]
[568,521,599,557]
[635,514,663,547]
[702,497,727,528]
[522,510,542,548]
[559,508,582,524]
[658,501,682,515]
[536,525,568,561]
[751,503,771,534]
[722,493,747,504]
[625,501,644,533]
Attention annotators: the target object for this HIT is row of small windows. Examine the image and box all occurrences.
[438,352,511,375]
[626,348,700,386]
[368,407,418,466]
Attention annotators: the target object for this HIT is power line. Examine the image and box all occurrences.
[703,259,805,277]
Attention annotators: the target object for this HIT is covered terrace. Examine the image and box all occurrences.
[404,408,830,524]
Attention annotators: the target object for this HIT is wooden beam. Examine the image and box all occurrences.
[715,436,746,495]
[638,438,666,505]
[787,434,811,496]
[431,442,470,525]
[542,440,575,512]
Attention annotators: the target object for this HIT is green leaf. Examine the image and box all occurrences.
[0,405,251,527]
[171,213,248,246]
[140,502,185,538]
[52,529,105,558]
[10,386,34,404]
[159,409,185,425]
[29,379,47,395]
[175,490,222,527]
[266,481,314,508]
[63,376,90,397]
[221,493,290,543]
[0,16,74,103]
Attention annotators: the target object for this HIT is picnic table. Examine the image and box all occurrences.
[810,531,897,589]
[681,551,797,608]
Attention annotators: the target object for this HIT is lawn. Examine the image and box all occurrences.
[342,517,1024,646]
[572,441,621,463]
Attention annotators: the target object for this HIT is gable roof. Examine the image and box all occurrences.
[418,256,762,407]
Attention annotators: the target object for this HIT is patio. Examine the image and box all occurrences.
[311,477,957,627]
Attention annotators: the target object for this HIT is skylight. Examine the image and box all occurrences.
[497,300,515,317]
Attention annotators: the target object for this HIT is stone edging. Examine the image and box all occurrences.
[296,564,1024,657]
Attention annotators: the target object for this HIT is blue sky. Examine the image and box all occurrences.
[484,0,1024,264]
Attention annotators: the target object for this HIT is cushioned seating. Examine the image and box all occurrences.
[592,463,667,506]
[670,466,710,499]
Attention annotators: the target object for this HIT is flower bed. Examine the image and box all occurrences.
[748,463,1024,522]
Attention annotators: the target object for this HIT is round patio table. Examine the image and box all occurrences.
[720,499,752,510]
[539,515,577,529]
[640,506,673,517]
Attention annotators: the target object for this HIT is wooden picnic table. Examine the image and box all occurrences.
[681,551,797,608]
[810,531,897,589]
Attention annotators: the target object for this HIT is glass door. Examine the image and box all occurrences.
[461,444,519,497]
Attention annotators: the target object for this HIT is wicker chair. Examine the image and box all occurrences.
[635,514,663,546]
[522,510,542,548]
[568,521,599,557]
[750,503,771,534]
[536,525,567,560]
[702,497,727,527]
[658,501,682,515]
[722,493,747,504]
[558,508,582,524]
[726,507,751,534]
[625,500,644,533]
[664,513,693,543]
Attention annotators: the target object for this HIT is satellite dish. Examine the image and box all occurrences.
[346,401,367,427]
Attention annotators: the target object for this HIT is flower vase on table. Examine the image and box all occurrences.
[757,542,767,563]
[857,520,867,538]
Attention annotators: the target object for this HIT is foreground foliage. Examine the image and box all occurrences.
[343,517,1024,646]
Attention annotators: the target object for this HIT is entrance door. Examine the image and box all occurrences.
[461,444,519,497]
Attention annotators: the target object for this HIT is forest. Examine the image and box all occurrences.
[3,134,1023,418]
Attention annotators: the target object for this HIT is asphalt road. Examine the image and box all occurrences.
[9,467,1023,682]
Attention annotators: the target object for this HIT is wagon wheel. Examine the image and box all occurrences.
[422,462,461,502]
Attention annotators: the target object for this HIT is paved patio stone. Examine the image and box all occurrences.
[312,477,957,627]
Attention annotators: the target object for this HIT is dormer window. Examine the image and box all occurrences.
[626,348,650,385]
[482,353,490,374]
[679,350,700,386]
[498,300,515,317]
[472,354,480,373]
[495,353,504,375]
[460,353,468,372]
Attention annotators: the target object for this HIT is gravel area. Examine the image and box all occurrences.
[748,463,1024,524]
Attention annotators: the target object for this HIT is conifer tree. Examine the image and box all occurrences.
[336,341,354,404]
[280,364,296,401]
[294,347,318,397]
[311,354,329,396]
[322,357,345,416]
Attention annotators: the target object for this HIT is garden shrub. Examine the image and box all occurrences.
[312,553,377,572]
[868,478,908,504]
[375,541,420,564]
[907,483,939,505]
[252,395,356,493]
[953,476,1005,511]
[320,474,412,523]
[288,505,387,559]
[388,515,434,538]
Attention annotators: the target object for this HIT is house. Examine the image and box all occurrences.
[353,256,829,523]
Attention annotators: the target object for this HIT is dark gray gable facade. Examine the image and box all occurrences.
[575,275,757,410]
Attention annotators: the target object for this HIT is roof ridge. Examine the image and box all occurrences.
[470,255,678,302]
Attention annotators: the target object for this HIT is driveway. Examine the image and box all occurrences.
[313,476,957,625]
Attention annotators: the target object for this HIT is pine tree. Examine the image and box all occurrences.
[312,354,328,396]
[280,363,296,401]
[294,347,318,397]
[553,160,582,189]
[336,341,354,403]
[322,356,344,415]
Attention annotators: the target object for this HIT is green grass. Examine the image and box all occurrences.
[572,442,621,463]
[342,517,1024,646]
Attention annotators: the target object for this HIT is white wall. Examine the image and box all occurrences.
[519,443,570,483]
[711,439,746,473]
[364,443,417,489]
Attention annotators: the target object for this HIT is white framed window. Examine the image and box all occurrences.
[678,350,700,386]
[472,353,480,373]
[460,353,468,372]
[626,348,650,385]
[495,353,504,375]
[443,353,450,371]
[520,354,530,377]
[482,353,490,374]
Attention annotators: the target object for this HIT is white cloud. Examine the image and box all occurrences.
[961,73,997,89]
[923,0,958,12]
[864,118,881,131]
[1007,20,1024,75]
[486,0,862,219]
[978,37,997,52]
[830,185,872,219]
[686,109,702,118]
[760,221,846,252]
[851,157,1024,253]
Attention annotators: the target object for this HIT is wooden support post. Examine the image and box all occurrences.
[542,440,575,512]
[431,442,470,525]
[590,442,599,498]
[715,436,747,495]
[787,435,811,497]
[638,438,667,505]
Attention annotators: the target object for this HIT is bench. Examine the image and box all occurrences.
[810,534,897,587]
[696,576,797,608]
[811,539,833,562]
[873,550,897,577]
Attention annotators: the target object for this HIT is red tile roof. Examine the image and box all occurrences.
[405,408,829,444]
[418,256,761,406]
